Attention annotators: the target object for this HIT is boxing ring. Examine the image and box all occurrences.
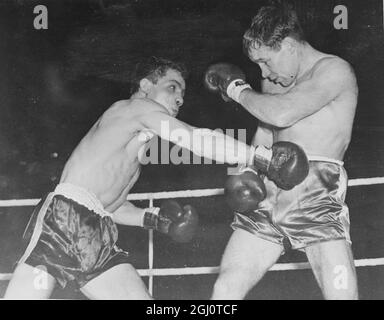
[0,176,384,297]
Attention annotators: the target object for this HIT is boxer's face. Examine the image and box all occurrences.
[143,69,186,117]
[248,38,300,87]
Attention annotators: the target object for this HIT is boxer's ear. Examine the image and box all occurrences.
[281,37,297,54]
[139,78,154,94]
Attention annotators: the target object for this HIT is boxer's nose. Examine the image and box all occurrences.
[175,96,183,107]
[259,63,271,79]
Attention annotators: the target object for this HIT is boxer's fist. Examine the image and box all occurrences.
[224,167,266,213]
[204,63,251,102]
[252,141,309,190]
[143,200,199,243]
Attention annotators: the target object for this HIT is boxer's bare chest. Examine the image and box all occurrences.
[274,98,353,159]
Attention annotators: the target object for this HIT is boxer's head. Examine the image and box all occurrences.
[131,57,187,116]
[243,4,305,87]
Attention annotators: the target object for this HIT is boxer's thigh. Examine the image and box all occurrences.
[218,228,283,285]
[80,263,152,300]
[305,240,358,300]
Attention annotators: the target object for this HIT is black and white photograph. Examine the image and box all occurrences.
[0,0,383,302]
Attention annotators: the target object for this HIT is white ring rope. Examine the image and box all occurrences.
[0,258,383,281]
[0,176,383,283]
[136,257,384,276]
[0,177,383,207]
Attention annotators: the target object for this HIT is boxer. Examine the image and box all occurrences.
[206,4,358,300]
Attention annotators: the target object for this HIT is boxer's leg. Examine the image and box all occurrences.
[4,263,56,299]
[305,239,358,300]
[80,263,152,300]
[211,229,283,300]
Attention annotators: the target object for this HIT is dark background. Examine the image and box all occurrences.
[0,0,383,299]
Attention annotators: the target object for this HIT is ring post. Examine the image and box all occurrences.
[148,198,154,296]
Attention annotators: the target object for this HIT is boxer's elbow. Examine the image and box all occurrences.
[269,109,296,128]
[244,95,297,127]
[259,97,296,128]
[273,96,307,127]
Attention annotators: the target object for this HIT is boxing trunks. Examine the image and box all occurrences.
[18,183,130,288]
[232,156,351,252]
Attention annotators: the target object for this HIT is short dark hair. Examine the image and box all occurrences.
[243,4,305,53]
[130,56,188,94]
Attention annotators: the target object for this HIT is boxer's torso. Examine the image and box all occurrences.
[60,98,155,211]
[259,54,358,160]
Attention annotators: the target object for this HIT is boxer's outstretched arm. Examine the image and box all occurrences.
[239,58,357,127]
[112,201,145,226]
[138,110,254,165]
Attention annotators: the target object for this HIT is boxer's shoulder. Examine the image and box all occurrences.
[128,97,169,114]
[109,98,132,109]
[299,55,357,95]
[106,98,168,119]
[311,55,355,79]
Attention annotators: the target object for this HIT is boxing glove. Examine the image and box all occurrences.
[224,166,266,213]
[143,200,199,243]
[204,63,252,102]
[252,141,309,190]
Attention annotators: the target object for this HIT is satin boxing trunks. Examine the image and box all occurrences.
[232,156,351,252]
[18,183,130,288]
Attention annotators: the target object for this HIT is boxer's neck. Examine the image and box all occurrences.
[131,90,146,99]
[296,43,323,79]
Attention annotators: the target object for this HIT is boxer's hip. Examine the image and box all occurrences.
[232,156,350,251]
[265,156,347,214]
[19,183,121,287]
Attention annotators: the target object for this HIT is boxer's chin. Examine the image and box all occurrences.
[280,78,295,87]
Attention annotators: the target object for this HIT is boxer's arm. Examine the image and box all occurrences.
[138,110,254,165]
[239,58,357,127]
[111,200,145,226]
[251,122,273,148]
[249,80,282,148]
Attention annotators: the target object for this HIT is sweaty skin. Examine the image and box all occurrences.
[211,41,359,301]
[60,98,154,213]
[242,43,358,159]
[5,69,258,300]
[60,69,254,216]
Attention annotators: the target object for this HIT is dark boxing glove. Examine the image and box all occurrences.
[251,141,309,190]
[143,200,199,243]
[204,63,252,103]
[224,167,266,213]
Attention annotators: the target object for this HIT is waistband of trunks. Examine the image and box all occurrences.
[54,183,113,218]
[307,155,344,166]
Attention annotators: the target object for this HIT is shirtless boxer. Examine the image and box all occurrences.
[5,57,308,299]
[205,5,359,299]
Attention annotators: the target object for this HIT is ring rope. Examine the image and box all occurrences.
[0,176,383,283]
[136,257,384,276]
[0,258,383,281]
[0,177,383,207]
